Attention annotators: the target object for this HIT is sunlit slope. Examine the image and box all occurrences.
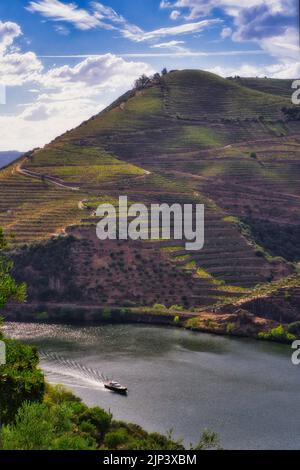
[51,70,293,157]
[1,69,298,300]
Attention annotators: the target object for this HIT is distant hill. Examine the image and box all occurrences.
[0,151,22,169]
[1,69,300,329]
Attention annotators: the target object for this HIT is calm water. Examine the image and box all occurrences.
[4,322,300,450]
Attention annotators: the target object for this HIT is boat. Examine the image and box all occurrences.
[104,380,128,395]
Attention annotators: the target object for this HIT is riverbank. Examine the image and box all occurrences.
[4,321,297,450]
[4,301,295,344]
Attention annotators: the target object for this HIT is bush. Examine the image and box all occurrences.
[288,322,300,336]
[104,429,129,449]
[2,401,97,450]
[226,322,236,334]
[0,340,45,424]
[44,383,82,406]
[173,315,180,324]
[52,434,97,450]
[169,305,183,312]
[35,312,49,321]
[102,308,112,321]
[153,303,166,311]
[78,407,112,439]
[250,152,257,159]
[258,325,296,343]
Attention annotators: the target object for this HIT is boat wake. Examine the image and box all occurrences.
[39,352,108,391]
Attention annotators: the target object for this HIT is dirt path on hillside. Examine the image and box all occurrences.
[16,162,80,191]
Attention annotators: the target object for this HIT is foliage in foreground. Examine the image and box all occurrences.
[0,339,45,424]
[1,384,220,450]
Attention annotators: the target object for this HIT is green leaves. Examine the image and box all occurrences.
[0,228,27,310]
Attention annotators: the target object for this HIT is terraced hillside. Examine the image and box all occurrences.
[230,77,294,98]
[1,69,300,323]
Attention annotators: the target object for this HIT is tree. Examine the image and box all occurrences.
[134,74,151,90]
[152,73,161,83]
[0,228,26,309]
[0,229,44,427]
[161,68,168,76]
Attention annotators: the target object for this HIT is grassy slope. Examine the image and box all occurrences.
[1,69,300,319]
[230,77,294,98]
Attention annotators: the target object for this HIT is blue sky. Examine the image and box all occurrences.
[0,0,298,150]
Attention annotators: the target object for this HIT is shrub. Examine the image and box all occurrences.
[104,429,129,449]
[226,322,236,334]
[102,308,112,321]
[153,303,166,311]
[35,311,49,321]
[250,152,257,159]
[288,322,300,336]
[78,407,112,439]
[173,315,180,325]
[169,305,183,312]
[0,340,45,424]
[52,434,97,450]
[258,325,296,343]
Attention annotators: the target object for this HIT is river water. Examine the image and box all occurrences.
[4,322,300,449]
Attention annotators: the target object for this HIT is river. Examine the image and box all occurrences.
[4,322,300,450]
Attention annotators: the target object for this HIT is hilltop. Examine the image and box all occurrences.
[1,69,300,337]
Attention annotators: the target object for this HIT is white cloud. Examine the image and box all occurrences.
[160,1,299,79]
[54,24,70,35]
[0,22,43,86]
[0,20,22,53]
[210,60,300,79]
[0,98,99,150]
[160,1,294,20]
[123,19,222,42]
[43,53,154,89]
[151,40,188,52]
[27,0,222,43]
[0,51,43,86]
[0,24,155,151]
[221,27,232,39]
[27,0,101,30]
[170,10,181,20]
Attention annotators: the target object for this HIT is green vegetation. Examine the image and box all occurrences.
[226,323,236,334]
[0,228,26,308]
[258,325,296,343]
[1,383,220,450]
[288,322,300,336]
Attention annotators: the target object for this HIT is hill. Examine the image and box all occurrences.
[1,69,300,334]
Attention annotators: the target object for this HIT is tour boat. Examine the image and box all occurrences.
[104,380,128,395]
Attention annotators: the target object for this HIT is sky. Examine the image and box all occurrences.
[0,0,299,151]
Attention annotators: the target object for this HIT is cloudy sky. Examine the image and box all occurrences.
[0,0,298,151]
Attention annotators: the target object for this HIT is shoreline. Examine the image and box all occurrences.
[3,302,292,345]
